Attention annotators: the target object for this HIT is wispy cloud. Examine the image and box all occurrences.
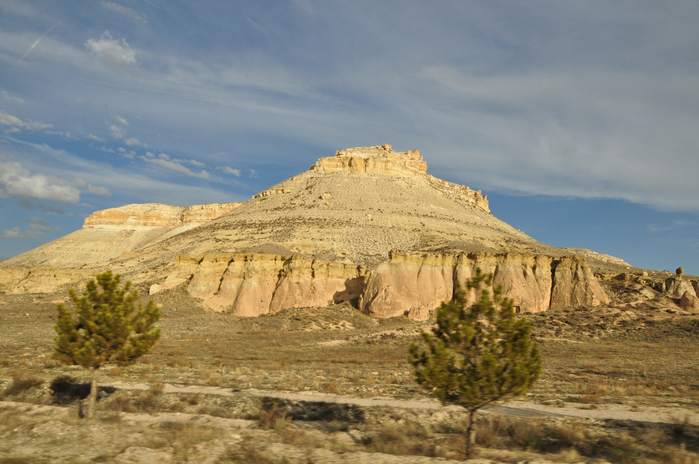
[218,166,241,177]
[141,152,209,179]
[1,90,24,104]
[0,110,52,131]
[86,133,105,142]
[101,1,146,25]
[109,123,146,147]
[88,184,111,196]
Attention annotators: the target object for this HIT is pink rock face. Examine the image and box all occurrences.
[164,253,367,316]
[680,291,699,313]
[550,257,610,308]
[360,251,608,320]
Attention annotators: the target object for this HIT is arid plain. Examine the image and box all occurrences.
[2,146,699,463]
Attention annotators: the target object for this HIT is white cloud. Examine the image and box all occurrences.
[86,133,105,142]
[0,110,51,131]
[85,31,136,73]
[114,115,129,125]
[101,1,146,25]
[0,161,81,204]
[88,184,111,196]
[218,166,241,177]
[189,159,206,168]
[2,217,57,240]
[141,155,210,179]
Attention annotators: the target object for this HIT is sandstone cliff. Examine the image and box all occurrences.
[151,253,367,316]
[148,249,608,320]
[359,251,608,320]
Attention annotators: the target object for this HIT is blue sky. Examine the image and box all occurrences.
[1,1,698,274]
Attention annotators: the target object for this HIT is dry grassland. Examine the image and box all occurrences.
[1,284,699,463]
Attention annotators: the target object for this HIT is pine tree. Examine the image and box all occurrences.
[53,271,161,419]
[408,269,541,458]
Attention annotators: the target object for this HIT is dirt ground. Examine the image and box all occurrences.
[2,276,699,463]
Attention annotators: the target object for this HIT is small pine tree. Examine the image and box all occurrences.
[408,269,541,458]
[53,271,161,419]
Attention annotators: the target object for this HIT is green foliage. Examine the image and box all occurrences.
[409,269,542,411]
[53,271,161,370]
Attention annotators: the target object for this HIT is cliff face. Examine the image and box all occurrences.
[84,202,241,228]
[150,250,608,320]
[359,251,608,320]
[151,253,367,316]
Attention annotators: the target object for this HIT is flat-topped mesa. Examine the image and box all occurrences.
[84,202,241,228]
[311,144,489,212]
[311,144,427,177]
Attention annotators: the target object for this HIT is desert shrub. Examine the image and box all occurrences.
[1,372,43,398]
[363,421,436,457]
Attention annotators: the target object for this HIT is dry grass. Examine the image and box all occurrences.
[0,371,43,399]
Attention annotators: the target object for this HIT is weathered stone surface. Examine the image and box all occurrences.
[550,257,610,308]
[84,202,240,228]
[155,253,368,316]
[680,291,699,313]
[312,144,427,177]
[360,251,607,320]
[664,276,697,299]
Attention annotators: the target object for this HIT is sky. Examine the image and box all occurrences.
[1,1,698,274]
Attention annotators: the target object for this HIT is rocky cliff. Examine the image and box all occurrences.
[151,253,367,316]
[359,251,608,320]
[148,249,608,320]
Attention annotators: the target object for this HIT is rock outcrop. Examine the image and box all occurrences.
[312,144,427,177]
[359,251,608,320]
[152,253,367,316]
[84,202,241,228]
[663,276,697,299]
[680,291,699,313]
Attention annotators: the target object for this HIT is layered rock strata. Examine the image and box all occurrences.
[84,202,241,228]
